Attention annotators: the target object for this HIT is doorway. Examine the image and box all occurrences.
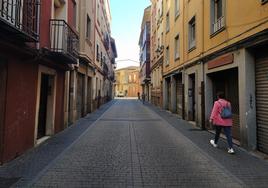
[76,73,85,119]
[188,74,196,121]
[87,77,92,113]
[208,68,240,140]
[37,73,55,140]
[0,59,7,159]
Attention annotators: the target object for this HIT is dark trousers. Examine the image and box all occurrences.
[214,126,233,148]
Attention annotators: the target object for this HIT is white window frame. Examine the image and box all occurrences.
[211,0,225,34]
[166,12,170,32]
[175,0,180,18]
[174,34,180,60]
[188,16,196,50]
[165,46,170,65]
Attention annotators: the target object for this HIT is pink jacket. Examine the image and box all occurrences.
[210,99,232,126]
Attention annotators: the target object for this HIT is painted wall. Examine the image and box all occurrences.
[54,70,66,133]
[3,58,38,163]
[40,0,52,49]
[163,0,186,75]
[203,0,268,57]
[68,0,77,30]
[79,0,95,63]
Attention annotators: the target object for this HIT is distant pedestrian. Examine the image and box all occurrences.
[141,93,145,104]
[137,92,140,100]
[209,91,234,154]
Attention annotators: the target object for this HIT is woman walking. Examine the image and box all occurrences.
[209,91,234,154]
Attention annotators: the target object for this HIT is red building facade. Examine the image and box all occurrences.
[0,0,78,163]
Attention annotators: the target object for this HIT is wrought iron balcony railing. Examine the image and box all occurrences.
[0,0,39,42]
[103,62,108,76]
[50,19,79,63]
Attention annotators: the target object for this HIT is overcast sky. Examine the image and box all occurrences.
[110,0,151,69]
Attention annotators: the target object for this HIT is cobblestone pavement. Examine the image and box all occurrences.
[1,99,268,187]
[30,99,242,187]
[0,101,115,188]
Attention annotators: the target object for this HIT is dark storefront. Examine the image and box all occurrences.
[208,68,240,141]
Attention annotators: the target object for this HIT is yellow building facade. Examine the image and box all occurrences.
[150,0,164,107]
[115,67,141,98]
[153,0,268,153]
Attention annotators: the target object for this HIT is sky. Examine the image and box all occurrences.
[110,0,151,69]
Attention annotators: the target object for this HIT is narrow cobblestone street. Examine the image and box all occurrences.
[1,99,268,187]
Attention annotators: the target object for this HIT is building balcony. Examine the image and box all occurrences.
[0,0,40,42]
[103,62,108,76]
[49,19,79,64]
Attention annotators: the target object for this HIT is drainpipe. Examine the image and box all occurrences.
[36,0,41,50]
[93,0,97,101]
[201,0,206,129]
[182,0,186,120]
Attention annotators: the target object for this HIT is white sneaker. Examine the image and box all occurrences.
[210,140,218,148]
[228,148,235,154]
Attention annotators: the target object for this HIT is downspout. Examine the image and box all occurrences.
[182,0,186,120]
[201,0,206,129]
[93,0,97,102]
[36,0,41,50]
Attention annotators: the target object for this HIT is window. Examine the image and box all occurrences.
[96,44,99,61]
[161,0,164,16]
[100,51,103,65]
[174,35,180,59]
[188,16,196,50]
[166,12,170,32]
[96,78,98,97]
[175,0,180,17]
[211,0,225,34]
[86,15,91,39]
[161,32,164,46]
[165,46,170,65]
[261,0,268,4]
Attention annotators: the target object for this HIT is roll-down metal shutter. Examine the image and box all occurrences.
[256,57,268,154]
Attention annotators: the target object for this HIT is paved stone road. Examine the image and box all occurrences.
[1,99,268,187]
[30,100,243,187]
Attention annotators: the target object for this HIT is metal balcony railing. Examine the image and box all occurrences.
[0,0,39,41]
[50,19,79,62]
[103,62,108,76]
[212,16,225,34]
